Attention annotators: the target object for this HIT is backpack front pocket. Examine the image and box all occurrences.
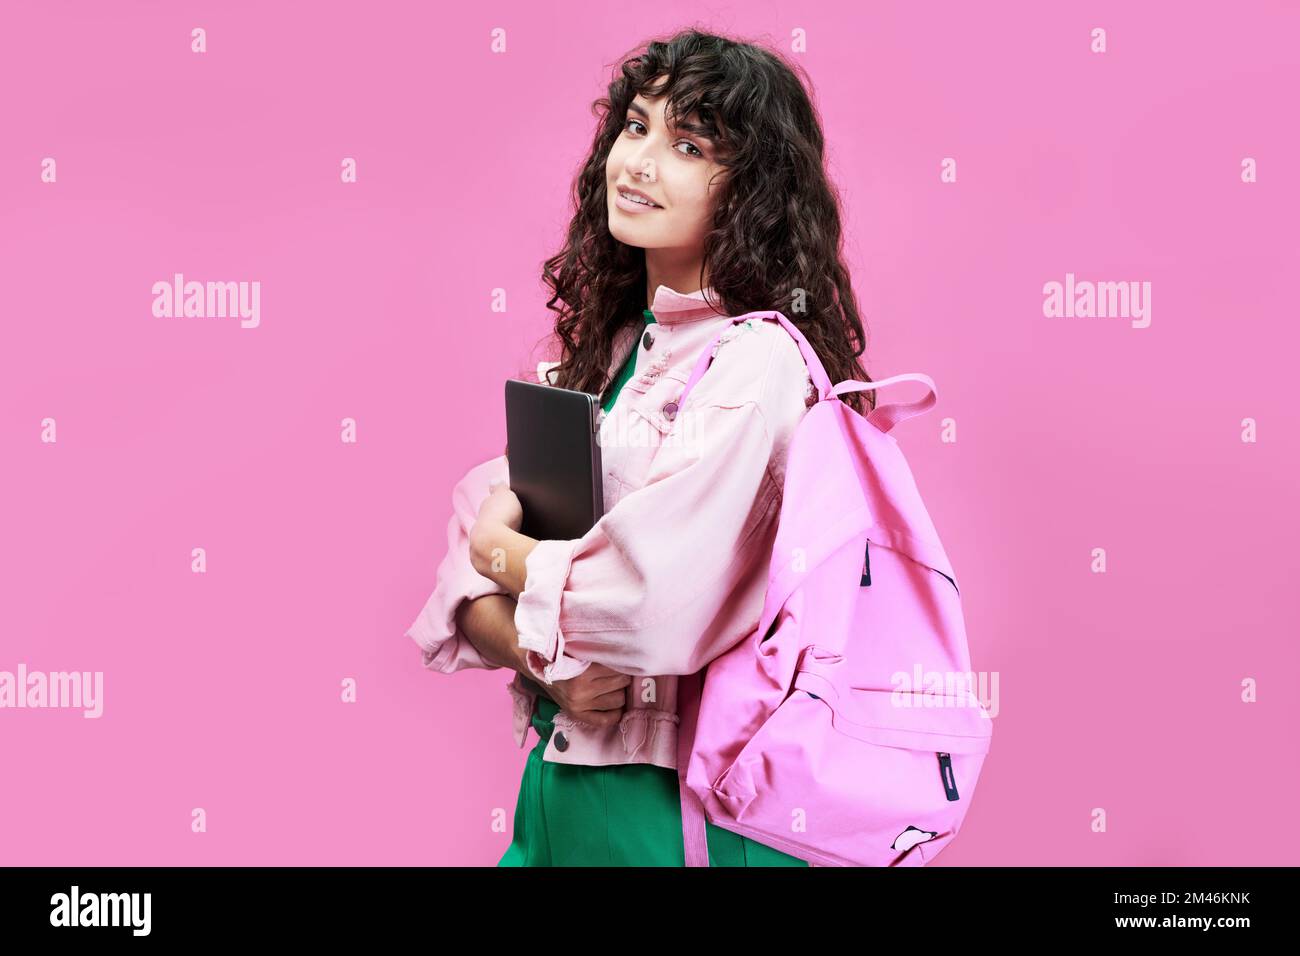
[708,672,992,867]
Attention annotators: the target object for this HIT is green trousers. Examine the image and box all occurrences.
[498,695,809,867]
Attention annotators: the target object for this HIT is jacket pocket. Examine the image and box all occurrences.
[604,369,691,498]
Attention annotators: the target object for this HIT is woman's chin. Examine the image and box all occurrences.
[607,219,655,248]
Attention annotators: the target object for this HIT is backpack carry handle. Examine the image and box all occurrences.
[835,373,938,434]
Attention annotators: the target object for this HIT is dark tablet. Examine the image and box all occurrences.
[504,378,604,542]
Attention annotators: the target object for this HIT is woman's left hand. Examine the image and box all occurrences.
[469,481,536,596]
[476,481,524,533]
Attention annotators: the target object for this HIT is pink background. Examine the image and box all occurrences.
[1,1,1296,866]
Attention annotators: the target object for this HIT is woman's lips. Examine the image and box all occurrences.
[615,191,662,213]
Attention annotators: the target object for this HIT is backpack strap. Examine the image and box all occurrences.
[671,311,835,415]
[676,669,711,867]
[670,312,938,436]
[834,373,938,434]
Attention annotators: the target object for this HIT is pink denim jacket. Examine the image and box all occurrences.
[406,284,815,769]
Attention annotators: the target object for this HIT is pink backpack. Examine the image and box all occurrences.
[673,311,993,867]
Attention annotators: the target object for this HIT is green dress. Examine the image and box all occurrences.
[497,308,808,867]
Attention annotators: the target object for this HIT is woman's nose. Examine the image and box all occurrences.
[626,154,658,183]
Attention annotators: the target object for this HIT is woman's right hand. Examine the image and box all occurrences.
[543,662,631,728]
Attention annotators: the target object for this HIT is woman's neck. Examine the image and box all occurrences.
[644,255,709,307]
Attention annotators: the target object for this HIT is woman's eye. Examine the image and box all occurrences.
[624,118,704,158]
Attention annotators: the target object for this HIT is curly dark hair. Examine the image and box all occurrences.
[534,28,876,416]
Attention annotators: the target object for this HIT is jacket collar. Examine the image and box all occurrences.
[647,284,729,326]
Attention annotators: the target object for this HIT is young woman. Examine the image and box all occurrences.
[407,29,876,866]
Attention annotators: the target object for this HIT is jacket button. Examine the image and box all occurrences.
[642,330,655,350]
[662,401,678,421]
[553,731,569,752]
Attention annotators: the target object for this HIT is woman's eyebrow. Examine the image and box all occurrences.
[628,99,714,139]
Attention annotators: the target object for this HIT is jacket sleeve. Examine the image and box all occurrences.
[406,360,562,672]
[405,452,511,672]
[513,400,785,684]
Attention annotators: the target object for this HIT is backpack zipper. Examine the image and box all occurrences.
[937,752,959,801]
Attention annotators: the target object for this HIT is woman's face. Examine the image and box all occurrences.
[605,81,726,256]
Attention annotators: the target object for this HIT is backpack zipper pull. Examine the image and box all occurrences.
[937,752,959,801]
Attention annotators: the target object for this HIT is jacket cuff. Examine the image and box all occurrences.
[514,537,591,685]
[406,534,509,673]
[407,453,511,673]
[407,589,503,673]
[505,675,538,748]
